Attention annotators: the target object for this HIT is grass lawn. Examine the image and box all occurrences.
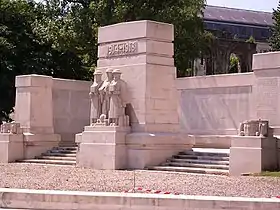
[253,171,280,177]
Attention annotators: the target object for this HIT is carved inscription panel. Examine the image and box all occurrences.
[256,78,279,125]
[107,41,138,57]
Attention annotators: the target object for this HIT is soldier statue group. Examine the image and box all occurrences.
[89,68,129,127]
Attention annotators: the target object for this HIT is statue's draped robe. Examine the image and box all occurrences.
[108,79,127,119]
[90,81,103,121]
[99,79,112,117]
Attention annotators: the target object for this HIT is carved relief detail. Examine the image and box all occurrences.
[107,41,138,57]
[0,122,22,134]
[239,119,269,137]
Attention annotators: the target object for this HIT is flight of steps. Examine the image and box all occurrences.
[147,148,230,175]
[18,145,77,166]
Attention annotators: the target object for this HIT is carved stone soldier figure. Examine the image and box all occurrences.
[99,68,113,118]
[89,70,103,125]
[108,69,127,126]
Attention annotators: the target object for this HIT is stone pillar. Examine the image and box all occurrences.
[15,75,54,134]
[252,52,280,135]
[97,20,193,169]
[14,75,60,159]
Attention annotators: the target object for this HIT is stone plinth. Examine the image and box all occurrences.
[76,126,130,169]
[96,20,193,169]
[0,134,24,163]
[229,136,278,176]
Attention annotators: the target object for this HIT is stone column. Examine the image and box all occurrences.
[97,20,193,169]
[15,74,60,159]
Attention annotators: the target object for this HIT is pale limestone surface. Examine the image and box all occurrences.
[252,52,280,136]
[76,126,130,169]
[0,134,23,163]
[0,189,280,210]
[52,78,91,144]
[230,136,278,176]
[0,187,280,210]
[177,73,255,136]
[12,75,61,160]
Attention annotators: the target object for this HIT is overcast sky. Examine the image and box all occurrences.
[207,0,278,12]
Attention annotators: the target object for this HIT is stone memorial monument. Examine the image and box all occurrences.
[75,20,193,170]
[76,68,131,169]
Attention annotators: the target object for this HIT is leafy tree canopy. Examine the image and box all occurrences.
[270,1,280,50]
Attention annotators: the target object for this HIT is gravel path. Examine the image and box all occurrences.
[0,163,280,198]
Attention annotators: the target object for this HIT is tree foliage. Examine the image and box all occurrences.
[0,0,207,121]
[270,0,280,50]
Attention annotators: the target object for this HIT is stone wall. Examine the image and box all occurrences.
[13,53,280,145]
[177,73,255,135]
[0,188,279,210]
[14,75,91,145]
[52,78,91,144]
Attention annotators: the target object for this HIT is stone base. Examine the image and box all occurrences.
[229,136,278,176]
[126,132,194,169]
[76,126,130,169]
[23,133,61,159]
[0,133,24,163]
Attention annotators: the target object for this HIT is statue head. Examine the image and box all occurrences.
[112,69,122,81]
[93,70,102,82]
[106,68,113,81]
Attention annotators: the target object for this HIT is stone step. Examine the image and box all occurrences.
[180,151,229,157]
[47,149,77,154]
[41,153,76,157]
[18,159,76,166]
[173,154,229,161]
[59,142,77,147]
[168,158,229,165]
[52,147,77,151]
[162,162,229,170]
[36,156,76,161]
[147,166,229,175]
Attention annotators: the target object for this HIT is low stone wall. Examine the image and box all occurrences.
[0,188,279,210]
[177,73,255,136]
[52,78,91,144]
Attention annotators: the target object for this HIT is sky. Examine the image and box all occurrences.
[207,0,278,12]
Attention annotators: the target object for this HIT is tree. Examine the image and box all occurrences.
[0,0,90,121]
[246,35,256,44]
[270,0,280,50]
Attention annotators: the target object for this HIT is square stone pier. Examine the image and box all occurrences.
[76,20,193,169]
